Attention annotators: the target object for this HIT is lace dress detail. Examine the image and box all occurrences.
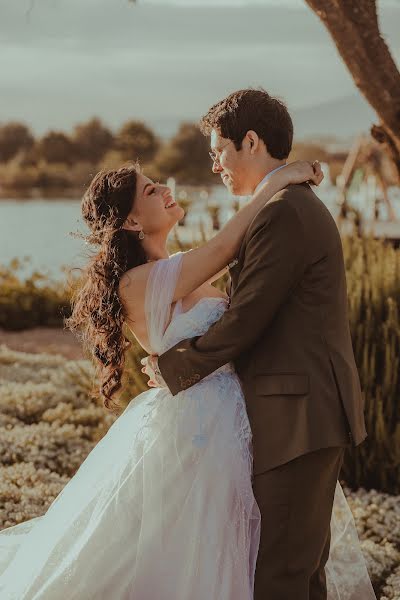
[163,295,253,457]
[0,252,375,599]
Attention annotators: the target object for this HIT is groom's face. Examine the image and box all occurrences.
[210,129,253,196]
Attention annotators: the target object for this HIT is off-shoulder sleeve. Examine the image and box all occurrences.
[144,251,184,354]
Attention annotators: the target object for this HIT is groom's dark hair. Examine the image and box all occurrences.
[200,88,293,160]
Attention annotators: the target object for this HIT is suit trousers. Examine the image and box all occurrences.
[252,445,346,600]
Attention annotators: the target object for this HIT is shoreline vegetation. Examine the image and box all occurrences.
[4,116,397,199]
[0,118,217,198]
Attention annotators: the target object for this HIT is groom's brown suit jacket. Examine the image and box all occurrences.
[158,183,368,476]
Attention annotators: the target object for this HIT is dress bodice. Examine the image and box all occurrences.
[162,296,228,353]
[161,296,235,379]
[144,252,234,379]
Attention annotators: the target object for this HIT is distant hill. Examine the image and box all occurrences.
[292,95,378,140]
[149,94,379,142]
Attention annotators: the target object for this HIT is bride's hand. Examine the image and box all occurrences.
[272,160,324,188]
[141,355,167,388]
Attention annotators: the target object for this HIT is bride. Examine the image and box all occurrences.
[0,161,375,599]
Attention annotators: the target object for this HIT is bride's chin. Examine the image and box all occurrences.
[164,205,185,228]
[172,206,185,220]
[168,214,184,229]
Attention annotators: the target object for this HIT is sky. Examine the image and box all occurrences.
[0,0,399,139]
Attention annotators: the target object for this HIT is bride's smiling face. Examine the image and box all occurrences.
[125,173,185,235]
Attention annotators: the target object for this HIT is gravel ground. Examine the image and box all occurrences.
[0,327,84,360]
[1,334,399,597]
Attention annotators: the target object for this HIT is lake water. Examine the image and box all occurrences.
[0,179,247,280]
[0,199,90,280]
[0,192,230,280]
[0,184,369,281]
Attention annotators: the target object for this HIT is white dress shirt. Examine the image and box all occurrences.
[254,164,287,194]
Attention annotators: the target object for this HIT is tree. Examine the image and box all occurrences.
[129,1,399,177]
[115,120,160,163]
[36,131,75,165]
[72,117,114,164]
[0,122,34,163]
[305,0,400,180]
[153,122,217,185]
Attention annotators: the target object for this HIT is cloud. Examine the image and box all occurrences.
[0,0,398,137]
[143,0,303,5]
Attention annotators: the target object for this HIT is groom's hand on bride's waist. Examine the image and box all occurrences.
[141,355,168,388]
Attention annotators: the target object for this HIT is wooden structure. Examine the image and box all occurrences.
[336,135,400,244]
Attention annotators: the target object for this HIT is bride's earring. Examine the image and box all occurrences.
[138,230,145,240]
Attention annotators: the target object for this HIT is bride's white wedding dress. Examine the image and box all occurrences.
[0,252,376,599]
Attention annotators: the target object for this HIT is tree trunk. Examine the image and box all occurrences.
[305,0,400,180]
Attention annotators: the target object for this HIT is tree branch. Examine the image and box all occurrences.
[305,0,400,179]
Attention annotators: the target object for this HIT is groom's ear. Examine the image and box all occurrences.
[245,130,260,154]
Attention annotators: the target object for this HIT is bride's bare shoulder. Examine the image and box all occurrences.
[119,252,184,299]
[118,262,153,301]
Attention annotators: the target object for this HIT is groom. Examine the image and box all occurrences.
[144,88,367,599]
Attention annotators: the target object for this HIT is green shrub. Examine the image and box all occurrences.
[0,258,71,330]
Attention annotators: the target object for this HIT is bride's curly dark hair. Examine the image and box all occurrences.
[65,162,147,412]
